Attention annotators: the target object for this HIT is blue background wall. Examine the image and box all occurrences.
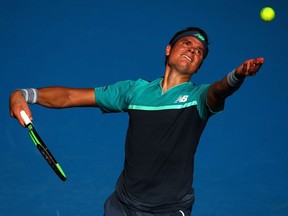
[1,0,287,215]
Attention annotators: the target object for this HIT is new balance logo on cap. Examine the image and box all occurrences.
[175,95,189,103]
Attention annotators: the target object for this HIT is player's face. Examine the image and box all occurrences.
[166,36,204,75]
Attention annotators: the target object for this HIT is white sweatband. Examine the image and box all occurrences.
[227,69,244,87]
[20,88,39,104]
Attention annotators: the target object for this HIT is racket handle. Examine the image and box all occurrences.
[20,110,32,126]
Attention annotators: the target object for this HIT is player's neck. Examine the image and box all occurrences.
[162,70,191,93]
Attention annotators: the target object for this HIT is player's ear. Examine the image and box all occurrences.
[165,45,171,56]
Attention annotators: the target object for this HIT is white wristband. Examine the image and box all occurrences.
[19,88,39,104]
[227,69,244,87]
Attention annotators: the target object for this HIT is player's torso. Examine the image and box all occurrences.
[119,78,209,205]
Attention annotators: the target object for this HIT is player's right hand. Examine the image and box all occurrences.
[9,90,32,127]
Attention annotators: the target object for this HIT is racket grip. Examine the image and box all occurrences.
[20,110,32,125]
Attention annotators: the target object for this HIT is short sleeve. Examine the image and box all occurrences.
[95,80,137,113]
[195,84,224,119]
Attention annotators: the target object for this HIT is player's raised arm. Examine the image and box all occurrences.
[207,57,264,112]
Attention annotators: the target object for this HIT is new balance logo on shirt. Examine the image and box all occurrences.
[175,95,189,103]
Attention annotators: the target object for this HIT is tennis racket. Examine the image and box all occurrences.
[20,110,67,181]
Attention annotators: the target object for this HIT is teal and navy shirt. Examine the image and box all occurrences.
[95,78,221,212]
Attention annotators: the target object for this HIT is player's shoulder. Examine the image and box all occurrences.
[132,77,161,88]
[183,82,210,92]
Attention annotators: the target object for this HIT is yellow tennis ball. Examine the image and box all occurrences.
[260,7,275,22]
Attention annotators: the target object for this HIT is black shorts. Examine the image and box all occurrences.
[104,193,191,216]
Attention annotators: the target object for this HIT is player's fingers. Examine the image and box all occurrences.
[239,58,264,76]
[254,63,263,72]
[246,60,260,75]
[17,109,32,127]
[249,61,256,75]
[12,111,26,127]
[242,61,254,75]
[251,60,263,75]
[9,110,15,118]
[255,57,265,64]
[241,62,247,74]
[20,119,26,127]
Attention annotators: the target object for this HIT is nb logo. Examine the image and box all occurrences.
[175,95,189,103]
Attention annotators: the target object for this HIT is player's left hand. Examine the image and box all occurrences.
[235,57,264,77]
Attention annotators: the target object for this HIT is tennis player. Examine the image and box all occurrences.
[10,26,264,216]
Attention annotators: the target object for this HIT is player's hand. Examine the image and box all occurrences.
[9,90,32,127]
[235,57,264,78]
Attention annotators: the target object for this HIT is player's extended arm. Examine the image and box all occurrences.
[207,57,264,111]
[36,87,97,108]
[9,87,97,126]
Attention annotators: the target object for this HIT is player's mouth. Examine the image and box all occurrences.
[181,54,192,62]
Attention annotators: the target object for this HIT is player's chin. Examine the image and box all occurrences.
[188,65,200,74]
[182,69,196,77]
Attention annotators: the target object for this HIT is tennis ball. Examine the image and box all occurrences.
[260,7,275,22]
